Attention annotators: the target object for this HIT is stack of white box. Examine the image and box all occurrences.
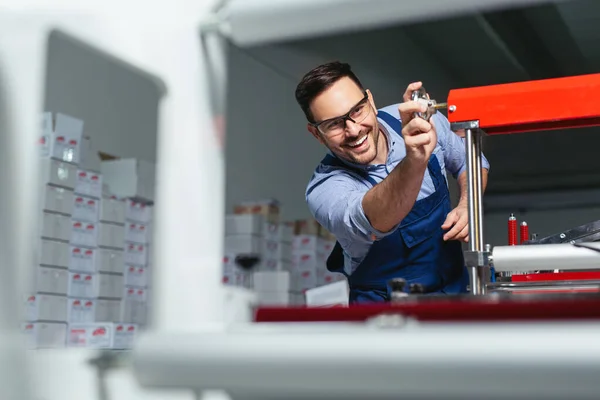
[223,200,301,305]
[24,113,142,349]
[291,219,345,301]
[24,112,85,348]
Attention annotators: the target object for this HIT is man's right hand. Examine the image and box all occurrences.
[398,82,438,162]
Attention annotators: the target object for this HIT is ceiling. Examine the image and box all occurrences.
[246,0,600,195]
[393,0,600,195]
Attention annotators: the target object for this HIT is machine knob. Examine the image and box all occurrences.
[409,283,425,294]
[388,278,408,302]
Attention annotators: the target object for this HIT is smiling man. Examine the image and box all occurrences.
[295,61,490,303]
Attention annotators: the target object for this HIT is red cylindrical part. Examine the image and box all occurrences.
[520,221,529,244]
[508,214,518,246]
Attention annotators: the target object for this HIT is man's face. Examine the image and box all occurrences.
[308,77,380,165]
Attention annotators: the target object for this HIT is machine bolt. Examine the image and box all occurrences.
[449,105,456,112]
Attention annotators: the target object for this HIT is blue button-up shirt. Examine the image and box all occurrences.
[306,104,491,275]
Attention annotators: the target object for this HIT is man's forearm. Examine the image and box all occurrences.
[362,156,428,234]
[457,168,489,207]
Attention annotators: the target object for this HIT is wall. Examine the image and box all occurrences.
[44,31,162,169]
[224,26,463,221]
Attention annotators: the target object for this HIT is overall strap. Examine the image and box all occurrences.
[377,110,403,138]
[321,154,378,187]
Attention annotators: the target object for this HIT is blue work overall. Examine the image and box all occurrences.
[324,111,469,303]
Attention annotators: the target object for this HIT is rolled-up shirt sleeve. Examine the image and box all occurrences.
[306,171,397,250]
[433,113,490,179]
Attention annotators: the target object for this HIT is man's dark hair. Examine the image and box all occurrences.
[295,61,364,123]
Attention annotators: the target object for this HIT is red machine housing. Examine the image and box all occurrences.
[447,73,600,134]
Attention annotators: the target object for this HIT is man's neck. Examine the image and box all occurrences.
[371,128,389,165]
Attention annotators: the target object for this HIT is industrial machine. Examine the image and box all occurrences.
[2,1,600,400]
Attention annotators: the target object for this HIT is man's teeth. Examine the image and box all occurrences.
[350,136,367,147]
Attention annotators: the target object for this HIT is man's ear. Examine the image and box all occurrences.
[307,123,325,145]
[366,89,376,110]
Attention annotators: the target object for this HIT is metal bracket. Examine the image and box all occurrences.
[450,120,479,131]
[464,250,492,268]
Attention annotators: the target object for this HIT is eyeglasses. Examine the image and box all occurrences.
[312,92,371,136]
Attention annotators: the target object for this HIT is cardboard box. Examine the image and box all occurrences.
[41,185,74,215]
[39,112,84,164]
[253,271,290,292]
[67,298,97,323]
[97,248,124,274]
[67,272,99,298]
[305,280,349,307]
[295,219,322,236]
[99,273,125,298]
[98,222,125,249]
[75,169,103,199]
[233,199,280,224]
[100,196,126,224]
[96,299,122,322]
[32,266,69,295]
[25,294,68,322]
[125,200,153,224]
[67,322,137,349]
[70,219,98,248]
[40,212,71,242]
[72,195,100,222]
[22,322,67,348]
[101,158,156,202]
[38,239,70,268]
[69,246,97,273]
[40,158,78,189]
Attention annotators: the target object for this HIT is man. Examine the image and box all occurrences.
[295,61,490,303]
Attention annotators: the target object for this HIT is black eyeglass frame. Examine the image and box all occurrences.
[310,92,370,135]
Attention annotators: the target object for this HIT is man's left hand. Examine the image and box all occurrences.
[441,204,469,242]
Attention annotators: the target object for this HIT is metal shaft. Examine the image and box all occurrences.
[465,128,487,295]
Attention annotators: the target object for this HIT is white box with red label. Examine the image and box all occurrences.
[74,169,103,199]
[125,222,151,244]
[98,222,126,249]
[39,112,83,164]
[69,245,97,273]
[124,265,148,287]
[97,248,124,274]
[72,195,100,222]
[121,286,148,325]
[67,272,99,298]
[40,212,71,242]
[100,196,126,224]
[40,158,78,189]
[70,219,98,248]
[24,294,67,321]
[22,322,67,349]
[41,185,74,215]
[67,322,137,349]
[67,297,97,323]
[32,266,69,295]
[38,239,70,268]
[124,242,148,266]
[125,199,153,224]
[99,273,125,298]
